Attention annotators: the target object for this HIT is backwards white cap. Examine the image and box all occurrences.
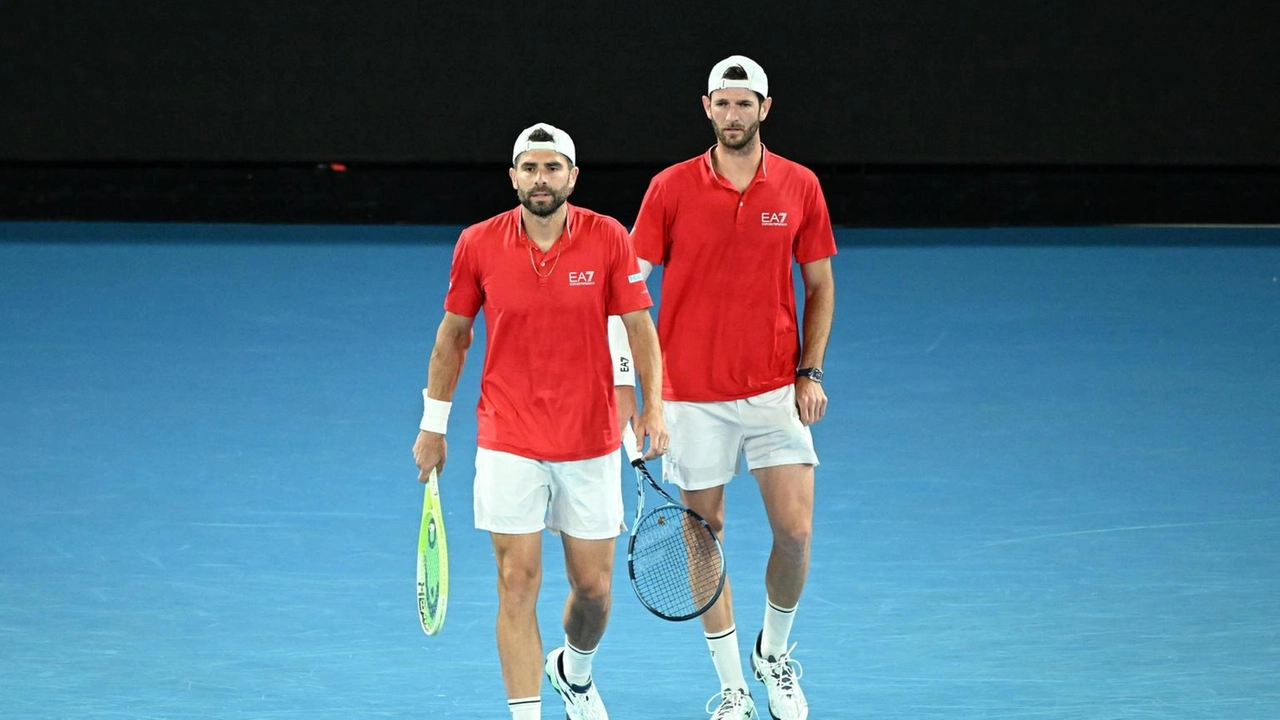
[707,55,769,97]
[511,122,576,166]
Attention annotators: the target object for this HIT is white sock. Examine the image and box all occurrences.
[706,625,748,691]
[508,696,540,720]
[760,599,797,659]
[562,638,596,686]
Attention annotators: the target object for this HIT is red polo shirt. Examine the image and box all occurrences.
[630,147,837,401]
[445,204,653,461]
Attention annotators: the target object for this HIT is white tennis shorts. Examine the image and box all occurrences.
[664,385,819,491]
[473,447,623,540]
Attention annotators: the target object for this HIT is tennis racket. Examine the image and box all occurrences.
[622,425,726,621]
[416,467,449,635]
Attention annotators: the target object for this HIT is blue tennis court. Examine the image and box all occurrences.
[2,222,1277,719]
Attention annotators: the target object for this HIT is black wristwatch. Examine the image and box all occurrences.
[796,367,823,384]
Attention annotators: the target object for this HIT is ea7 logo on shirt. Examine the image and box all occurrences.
[568,270,596,286]
[761,212,789,227]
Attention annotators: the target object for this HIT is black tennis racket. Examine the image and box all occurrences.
[622,426,726,621]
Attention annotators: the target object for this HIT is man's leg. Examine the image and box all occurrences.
[683,486,759,719]
[541,449,624,720]
[560,534,616,669]
[749,462,815,720]
[665,398,758,717]
[753,463,815,617]
[681,485,735,636]
[542,534,616,719]
[490,532,545,702]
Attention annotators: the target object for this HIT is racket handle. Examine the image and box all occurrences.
[621,424,644,464]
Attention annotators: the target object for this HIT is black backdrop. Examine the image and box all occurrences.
[3,1,1278,226]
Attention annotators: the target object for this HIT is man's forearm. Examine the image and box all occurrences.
[622,311,663,410]
[800,285,834,369]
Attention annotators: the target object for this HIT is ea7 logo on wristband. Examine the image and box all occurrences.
[761,212,789,227]
[568,270,596,286]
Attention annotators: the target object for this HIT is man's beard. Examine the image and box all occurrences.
[517,184,572,217]
[712,118,761,150]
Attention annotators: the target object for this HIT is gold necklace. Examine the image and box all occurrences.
[520,210,570,279]
[527,238,563,278]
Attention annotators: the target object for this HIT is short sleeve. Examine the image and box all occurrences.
[793,173,837,264]
[443,230,483,317]
[629,176,669,267]
[604,222,652,317]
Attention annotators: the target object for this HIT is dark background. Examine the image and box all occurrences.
[2,1,1278,227]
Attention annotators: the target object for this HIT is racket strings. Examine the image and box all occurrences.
[631,506,724,618]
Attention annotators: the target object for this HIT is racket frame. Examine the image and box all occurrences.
[416,467,449,635]
[623,429,727,621]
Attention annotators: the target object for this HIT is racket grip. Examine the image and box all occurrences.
[621,424,644,464]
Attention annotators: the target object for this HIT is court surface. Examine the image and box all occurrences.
[2,222,1277,719]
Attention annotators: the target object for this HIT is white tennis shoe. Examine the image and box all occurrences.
[706,688,759,720]
[750,633,808,720]
[545,647,608,720]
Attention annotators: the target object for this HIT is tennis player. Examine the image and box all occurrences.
[412,122,667,720]
[629,56,837,720]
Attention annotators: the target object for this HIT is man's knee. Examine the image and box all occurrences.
[568,565,613,604]
[681,488,728,535]
[497,559,542,604]
[774,515,813,554]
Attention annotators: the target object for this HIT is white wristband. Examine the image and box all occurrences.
[420,389,452,434]
[607,315,635,387]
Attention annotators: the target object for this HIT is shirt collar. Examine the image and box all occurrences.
[513,203,575,246]
[702,144,771,186]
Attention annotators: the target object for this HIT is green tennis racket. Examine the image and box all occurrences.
[416,467,449,635]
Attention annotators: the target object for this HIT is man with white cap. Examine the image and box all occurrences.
[413,122,668,720]
[629,56,837,720]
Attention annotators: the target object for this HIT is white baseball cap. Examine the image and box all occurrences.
[707,55,769,97]
[511,122,576,166]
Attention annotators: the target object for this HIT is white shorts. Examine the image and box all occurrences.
[473,447,623,540]
[664,385,819,491]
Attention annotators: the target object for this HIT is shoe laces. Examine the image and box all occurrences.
[566,685,606,720]
[705,688,751,718]
[756,643,804,693]
[557,664,605,719]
